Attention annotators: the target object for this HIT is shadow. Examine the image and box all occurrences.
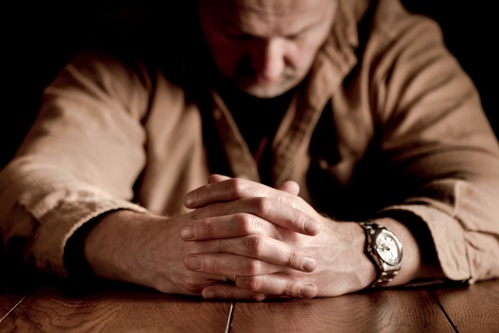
[2,0,497,170]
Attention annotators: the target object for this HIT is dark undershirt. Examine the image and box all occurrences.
[219,87,295,184]
[221,85,294,185]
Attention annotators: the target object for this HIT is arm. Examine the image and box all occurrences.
[173,7,499,298]
[369,11,499,283]
[0,48,150,277]
[178,175,442,299]
[0,48,321,298]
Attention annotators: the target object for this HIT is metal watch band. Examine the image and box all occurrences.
[359,222,402,288]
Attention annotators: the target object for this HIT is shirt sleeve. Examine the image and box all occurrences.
[0,48,151,277]
[370,9,499,283]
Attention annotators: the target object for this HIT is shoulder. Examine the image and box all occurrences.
[365,0,444,48]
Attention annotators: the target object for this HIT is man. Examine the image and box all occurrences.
[1,0,498,300]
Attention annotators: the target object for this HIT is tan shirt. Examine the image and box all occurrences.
[1,0,499,284]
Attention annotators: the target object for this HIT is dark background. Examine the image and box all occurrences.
[1,1,497,169]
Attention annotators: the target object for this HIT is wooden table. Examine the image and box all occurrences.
[1,274,498,333]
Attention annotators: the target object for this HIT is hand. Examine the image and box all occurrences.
[180,175,322,300]
[83,181,323,297]
[181,174,377,300]
[83,209,233,295]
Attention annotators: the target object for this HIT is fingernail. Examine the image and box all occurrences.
[184,194,195,207]
[300,284,317,298]
[186,256,203,271]
[180,226,195,240]
[304,220,320,235]
[302,258,316,272]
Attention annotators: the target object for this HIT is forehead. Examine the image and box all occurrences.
[235,0,329,16]
[214,0,332,35]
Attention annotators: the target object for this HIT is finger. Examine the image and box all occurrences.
[184,235,316,272]
[180,213,276,241]
[191,198,320,236]
[185,177,290,208]
[202,284,267,301]
[276,180,300,196]
[207,174,231,184]
[184,253,281,277]
[236,274,317,299]
[185,177,318,218]
[222,235,317,272]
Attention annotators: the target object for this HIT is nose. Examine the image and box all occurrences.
[251,38,285,83]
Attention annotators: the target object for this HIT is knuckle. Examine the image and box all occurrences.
[243,235,264,255]
[283,281,299,297]
[238,213,254,233]
[207,257,221,273]
[286,250,298,267]
[228,178,248,196]
[238,214,266,235]
[289,210,305,229]
[289,197,306,211]
[254,197,272,215]
[203,217,216,237]
[245,258,263,275]
[181,277,203,294]
[240,276,262,292]
[192,240,210,253]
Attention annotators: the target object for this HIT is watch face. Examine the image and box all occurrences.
[375,232,401,266]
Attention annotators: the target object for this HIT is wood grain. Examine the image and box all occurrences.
[0,270,35,322]
[432,278,499,333]
[0,279,231,333]
[0,287,29,322]
[229,288,454,333]
[4,277,499,333]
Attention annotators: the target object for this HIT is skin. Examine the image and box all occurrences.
[83,0,443,300]
[85,174,437,300]
[198,0,338,98]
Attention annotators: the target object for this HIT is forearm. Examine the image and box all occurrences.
[83,210,172,288]
[371,216,443,286]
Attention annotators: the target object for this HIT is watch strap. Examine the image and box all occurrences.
[359,222,402,288]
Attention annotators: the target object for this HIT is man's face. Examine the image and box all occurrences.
[198,0,337,98]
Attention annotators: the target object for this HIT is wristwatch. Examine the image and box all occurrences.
[359,222,403,287]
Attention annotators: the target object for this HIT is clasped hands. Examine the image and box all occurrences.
[177,174,371,300]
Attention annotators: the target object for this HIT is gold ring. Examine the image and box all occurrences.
[226,275,237,285]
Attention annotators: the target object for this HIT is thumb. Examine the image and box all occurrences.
[276,180,300,196]
[207,174,231,184]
